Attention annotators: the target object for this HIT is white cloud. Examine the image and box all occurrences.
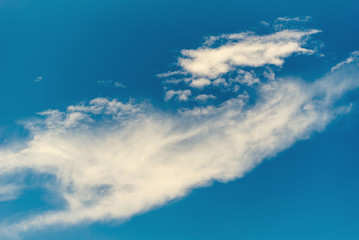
[195,94,216,102]
[231,69,260,86]
[276,16,311,23]
[178,29,320,79]
[263,67,276,81]
[212,78,230,87]
[114,82,126,88]
[97,81,126,88]
[159,24,321,103]
[165,90,192,101]
[189,78,211,88]
[0,185,21,202]
[0,60,358,237]
[97,80,113,86]
[331,51,359,72]
[35,76,43,83]
[259,21,270,26]
[274,16,312,31]
[157,70,186,78]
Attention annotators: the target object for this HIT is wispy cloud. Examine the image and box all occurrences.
[331,51,359,72]
[274,16,312,31]
[165,89,192,101]
[230,69,260,86]
[195,94,216,102]
[35,76,43,83]
[178,29,319,79]
[98,80,126,88]
[97,80,113,86]
[162,26,320,102]
[0,58,358,237]
[189,78,211,88]
[0,185,21,202]
[114,82,126,88]
[276,16,311,23]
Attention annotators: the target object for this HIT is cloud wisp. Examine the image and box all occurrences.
[165,89,192,101]
[331,51,359,72]
[178,29,319,79]
[161,27,320,102]
[0,57,358,237]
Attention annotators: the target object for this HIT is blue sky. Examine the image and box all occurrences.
[0,0,359,239]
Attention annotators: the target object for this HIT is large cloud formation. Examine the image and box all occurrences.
[0,23,359,239]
